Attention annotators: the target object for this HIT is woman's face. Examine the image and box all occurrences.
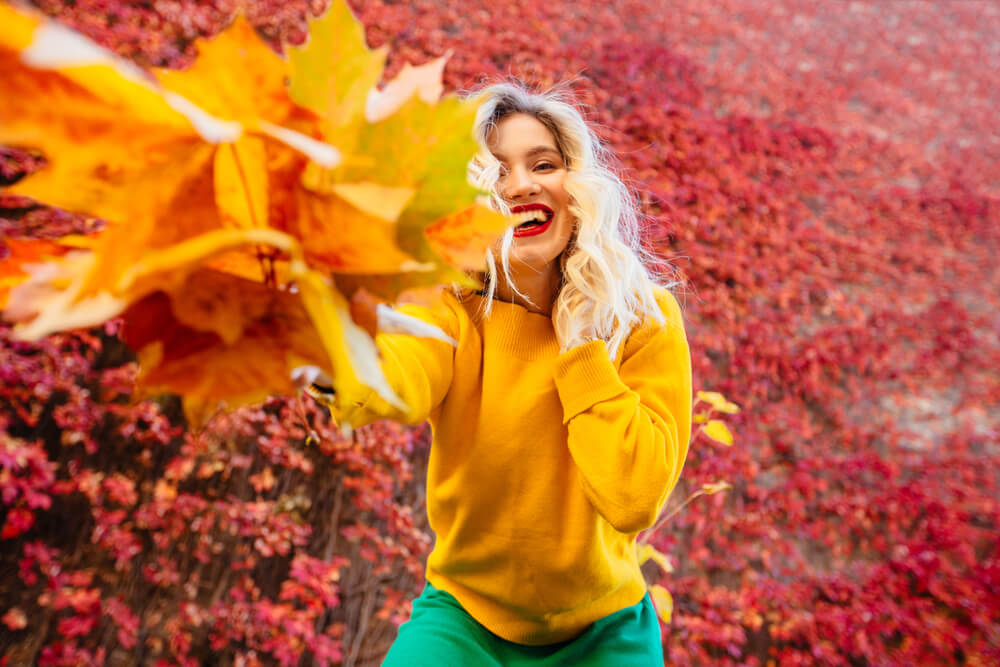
[487,113,574,273]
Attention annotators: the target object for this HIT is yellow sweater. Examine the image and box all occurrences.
[334,288,692,645]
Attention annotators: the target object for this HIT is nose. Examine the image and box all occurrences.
[502,166,540,200]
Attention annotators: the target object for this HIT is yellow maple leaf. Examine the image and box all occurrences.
[288,0,387,138]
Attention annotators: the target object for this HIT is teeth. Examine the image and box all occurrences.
[511,210,547,225]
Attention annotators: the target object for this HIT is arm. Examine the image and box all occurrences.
[552,290,692,534]
[313,295,459,427]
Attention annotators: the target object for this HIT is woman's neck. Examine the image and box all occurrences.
[491,261,563,316]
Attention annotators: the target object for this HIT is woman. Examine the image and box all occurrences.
[313,83,692,666]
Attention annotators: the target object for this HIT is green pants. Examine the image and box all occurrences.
[382,583,665,666]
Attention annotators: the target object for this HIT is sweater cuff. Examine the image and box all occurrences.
[552,339,629,423]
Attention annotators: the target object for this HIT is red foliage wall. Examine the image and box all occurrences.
[2,0,998,665]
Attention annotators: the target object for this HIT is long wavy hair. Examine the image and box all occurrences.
[465,82,675,359]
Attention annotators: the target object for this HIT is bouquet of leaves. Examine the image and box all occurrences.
[0,0,506,424]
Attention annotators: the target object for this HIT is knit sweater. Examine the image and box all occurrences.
[333,288,692,645]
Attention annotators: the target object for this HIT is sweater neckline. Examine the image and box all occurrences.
[473,290,551,317]
[468,294,559,361]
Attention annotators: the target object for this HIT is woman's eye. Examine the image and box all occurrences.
[535,162,555,171]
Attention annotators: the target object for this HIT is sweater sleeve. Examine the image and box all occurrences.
[552,289,692,534]
[332,295,459,427]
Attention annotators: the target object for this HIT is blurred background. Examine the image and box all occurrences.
[1,0,998,664]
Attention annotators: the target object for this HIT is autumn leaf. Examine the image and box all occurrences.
[364,55,449,123]
[153,479,177,503]
[0,0,501,421]
[0,4,337,292]
[0,236,90,309]
[293,263,406,411]
[0,5,253,236]
[7,228,296,342]
[696,390,740,414]
[288,0,387,138]
[249,467,277,493]
[1,607,28,631]
[636,543,675,573]
[648,584,674,624]
[294,187,426,274]
[702,419,734,446]
[701,481,732,495]
[425,205,511,272]
[287,4,507,296]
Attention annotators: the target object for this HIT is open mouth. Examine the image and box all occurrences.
[510,204,554,238]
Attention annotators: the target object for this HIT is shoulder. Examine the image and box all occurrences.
[621,286,689,360]
[640,285,688,338]
[652,285,685,327]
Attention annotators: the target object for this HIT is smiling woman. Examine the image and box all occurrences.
[313,82,692,666]
[482,111,576,311]
[468,84,673,359]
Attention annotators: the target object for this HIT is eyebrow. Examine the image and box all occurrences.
[526,145,560,158]
[493,145,562,162]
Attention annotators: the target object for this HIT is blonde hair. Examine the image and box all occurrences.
[465,82,675,359]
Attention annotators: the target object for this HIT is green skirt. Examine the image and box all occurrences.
[382,582,665,666]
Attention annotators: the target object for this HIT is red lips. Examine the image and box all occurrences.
[511,204,554,238]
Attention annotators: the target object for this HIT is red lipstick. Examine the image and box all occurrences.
[511,204,554,238]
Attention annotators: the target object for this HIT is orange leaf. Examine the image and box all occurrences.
[295,188,427,274]
[425,205,511,272]
[121,271,330,426]
[2,607,28,631]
